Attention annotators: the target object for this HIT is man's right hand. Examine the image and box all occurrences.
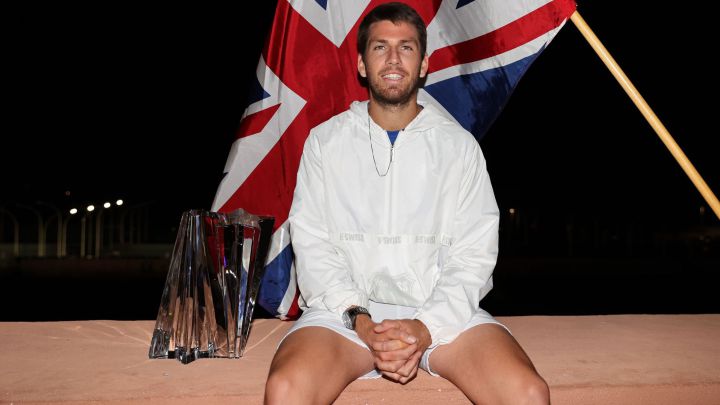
[354,315,419,379]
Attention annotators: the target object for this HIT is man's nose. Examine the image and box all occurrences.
[386,47,400,65]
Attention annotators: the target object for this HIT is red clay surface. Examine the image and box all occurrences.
[2,315,719,404]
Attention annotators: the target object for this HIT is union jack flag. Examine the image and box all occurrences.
[212,0,576,319]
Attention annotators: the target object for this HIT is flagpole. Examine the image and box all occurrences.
[570,11,720,221]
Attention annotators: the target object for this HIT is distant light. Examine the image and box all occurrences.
[103,202,111,209]
[64,190,71,197]
[700,206,706,215]
[70,208,78,215]
[116,199,124,206]
[87,205,95,212]
[509,208,516,215]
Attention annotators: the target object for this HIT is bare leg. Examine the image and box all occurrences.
[264,326,375,405]
[429,324,550,405]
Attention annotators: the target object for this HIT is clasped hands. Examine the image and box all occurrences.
[355,317,432,384]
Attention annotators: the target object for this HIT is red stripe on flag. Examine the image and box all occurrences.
[236,103,281,139]
[285,288,302,319]
[263,1,367,121]
[428,0,575,74]
[218,111,314,230]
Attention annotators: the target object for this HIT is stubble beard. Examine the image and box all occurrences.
[368,67,422,108]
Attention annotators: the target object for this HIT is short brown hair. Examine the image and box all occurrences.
[357,2,427,57]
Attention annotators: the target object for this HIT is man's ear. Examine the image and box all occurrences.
[419,54,429,78]
[357,54,367,78]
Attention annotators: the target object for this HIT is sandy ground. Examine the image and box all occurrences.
[2,314,719,404]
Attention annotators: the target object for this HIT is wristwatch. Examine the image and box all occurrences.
[342,306,371,330]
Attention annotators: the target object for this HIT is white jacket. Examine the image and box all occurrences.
[289,100,499,346]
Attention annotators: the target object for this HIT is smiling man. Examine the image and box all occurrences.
[264,3,549,404]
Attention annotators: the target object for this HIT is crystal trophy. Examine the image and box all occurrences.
[148,208,274,364]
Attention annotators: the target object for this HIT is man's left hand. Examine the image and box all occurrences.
[371,319,432,383]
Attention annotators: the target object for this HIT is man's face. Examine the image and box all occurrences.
[358,20,428,107]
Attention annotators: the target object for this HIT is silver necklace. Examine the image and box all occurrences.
[368,113,393,177]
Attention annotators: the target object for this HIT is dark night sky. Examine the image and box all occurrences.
[4,1,719,240]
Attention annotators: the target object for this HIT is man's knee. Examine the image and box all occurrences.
[264,366,305,404]
[516,373,550,405]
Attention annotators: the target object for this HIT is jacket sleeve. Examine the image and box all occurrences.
[414,141,499,347]
[288,131,369,315]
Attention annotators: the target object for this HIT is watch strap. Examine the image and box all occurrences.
[344,306,370,329]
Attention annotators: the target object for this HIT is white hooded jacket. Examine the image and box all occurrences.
[288,100,500,346]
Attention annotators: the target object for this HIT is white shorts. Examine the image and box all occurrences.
[279,301,508,379]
